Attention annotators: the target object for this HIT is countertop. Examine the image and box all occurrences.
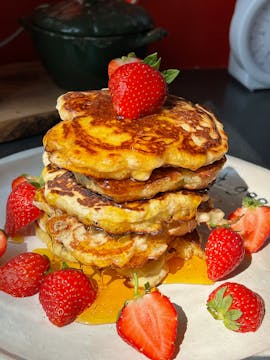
[1,65,270,170]
[1,64,270,360]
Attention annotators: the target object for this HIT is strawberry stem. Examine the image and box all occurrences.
[133,272,139,298]
[121,52,137,61]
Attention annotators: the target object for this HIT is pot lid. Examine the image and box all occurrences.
[30,0,154,37]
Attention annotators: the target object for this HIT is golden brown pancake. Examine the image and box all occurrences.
[73,157,226,202]
[38,166,208,235]
[38,213,170,268]
[36,213,204,287]
[117,231,205,288]
[44,90,228,181]
[34,185,199,239]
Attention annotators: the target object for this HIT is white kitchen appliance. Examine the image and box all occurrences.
[228,0,270,90]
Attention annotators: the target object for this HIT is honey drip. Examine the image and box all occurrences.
[78,270,135,325]
[34,248,212,325]
[164,256,213,285]
[10,235,24,244]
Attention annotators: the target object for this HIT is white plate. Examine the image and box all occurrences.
[0,147,270,360]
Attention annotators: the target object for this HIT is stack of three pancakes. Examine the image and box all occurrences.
[35,90,228,286]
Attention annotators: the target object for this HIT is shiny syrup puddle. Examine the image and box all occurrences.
[34,248,212,325]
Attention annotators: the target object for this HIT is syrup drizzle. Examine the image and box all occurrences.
[34,248,212,325]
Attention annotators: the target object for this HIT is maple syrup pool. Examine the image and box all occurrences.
[33,248,212,325]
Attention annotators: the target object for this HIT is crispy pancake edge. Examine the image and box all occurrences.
[40,166,208,234]
[72,157,226,202]
[45,90,228,180]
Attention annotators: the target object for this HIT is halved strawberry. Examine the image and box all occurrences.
[4,181,42,237]
[229,197,270,253]
[108,52,141,78]
[0,229,8,257]
[117,279,178,360]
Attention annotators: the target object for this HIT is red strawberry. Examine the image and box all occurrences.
[117,284,178,360]
[109,62,166,119]
[4,180,42,236]
[108,52,141,78]
[205,227,245,281]
[229,197,270,253]
[207,282,265,332]
[108,53,179,120]
[0,252,50,297]
[39,268,97,327]
[11,175,28,190]
[11,174,41,191]
[0,229,8,257]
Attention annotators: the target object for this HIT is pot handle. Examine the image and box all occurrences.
[20,16,32,31]
[133,27,168,48]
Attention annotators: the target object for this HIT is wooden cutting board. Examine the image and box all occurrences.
[0,62,64,143]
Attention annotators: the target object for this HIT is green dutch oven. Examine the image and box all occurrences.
[21,0,167,90]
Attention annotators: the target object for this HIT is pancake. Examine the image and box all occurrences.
[117,231,205,288]
[38,213,171,268]
[39,166,208,235]
[36,214,204,287]
[44,90,228,181]
[73,157,226,202]
[36,217,78,263]
[35,186,198,239]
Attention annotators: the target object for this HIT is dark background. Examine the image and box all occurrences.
[1,0,236,68]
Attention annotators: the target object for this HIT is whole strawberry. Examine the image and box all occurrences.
[39,268,97,327]
[5,180,42,237]
[109,52,179,120]
[117,279,178,360]
[0,252,50,297]
[229,197,270,253]
[205,227,245,281]
[109,62,166,119]
[207,282,265,332]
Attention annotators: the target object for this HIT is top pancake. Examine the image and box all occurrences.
[44,90,228,181]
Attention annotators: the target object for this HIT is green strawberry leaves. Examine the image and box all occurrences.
[143,52,180,84]
[120,52,137,62]
[207,286,242,331]
[116,52,180,84]
[162,69,180,84]
[223,309,242,331]
[242,196,265,208]
[143,52,161,70]
[21,173,44,189]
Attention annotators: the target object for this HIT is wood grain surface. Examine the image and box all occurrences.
[0,62,63,143]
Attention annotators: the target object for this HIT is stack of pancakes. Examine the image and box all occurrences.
[35,90,228,286]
